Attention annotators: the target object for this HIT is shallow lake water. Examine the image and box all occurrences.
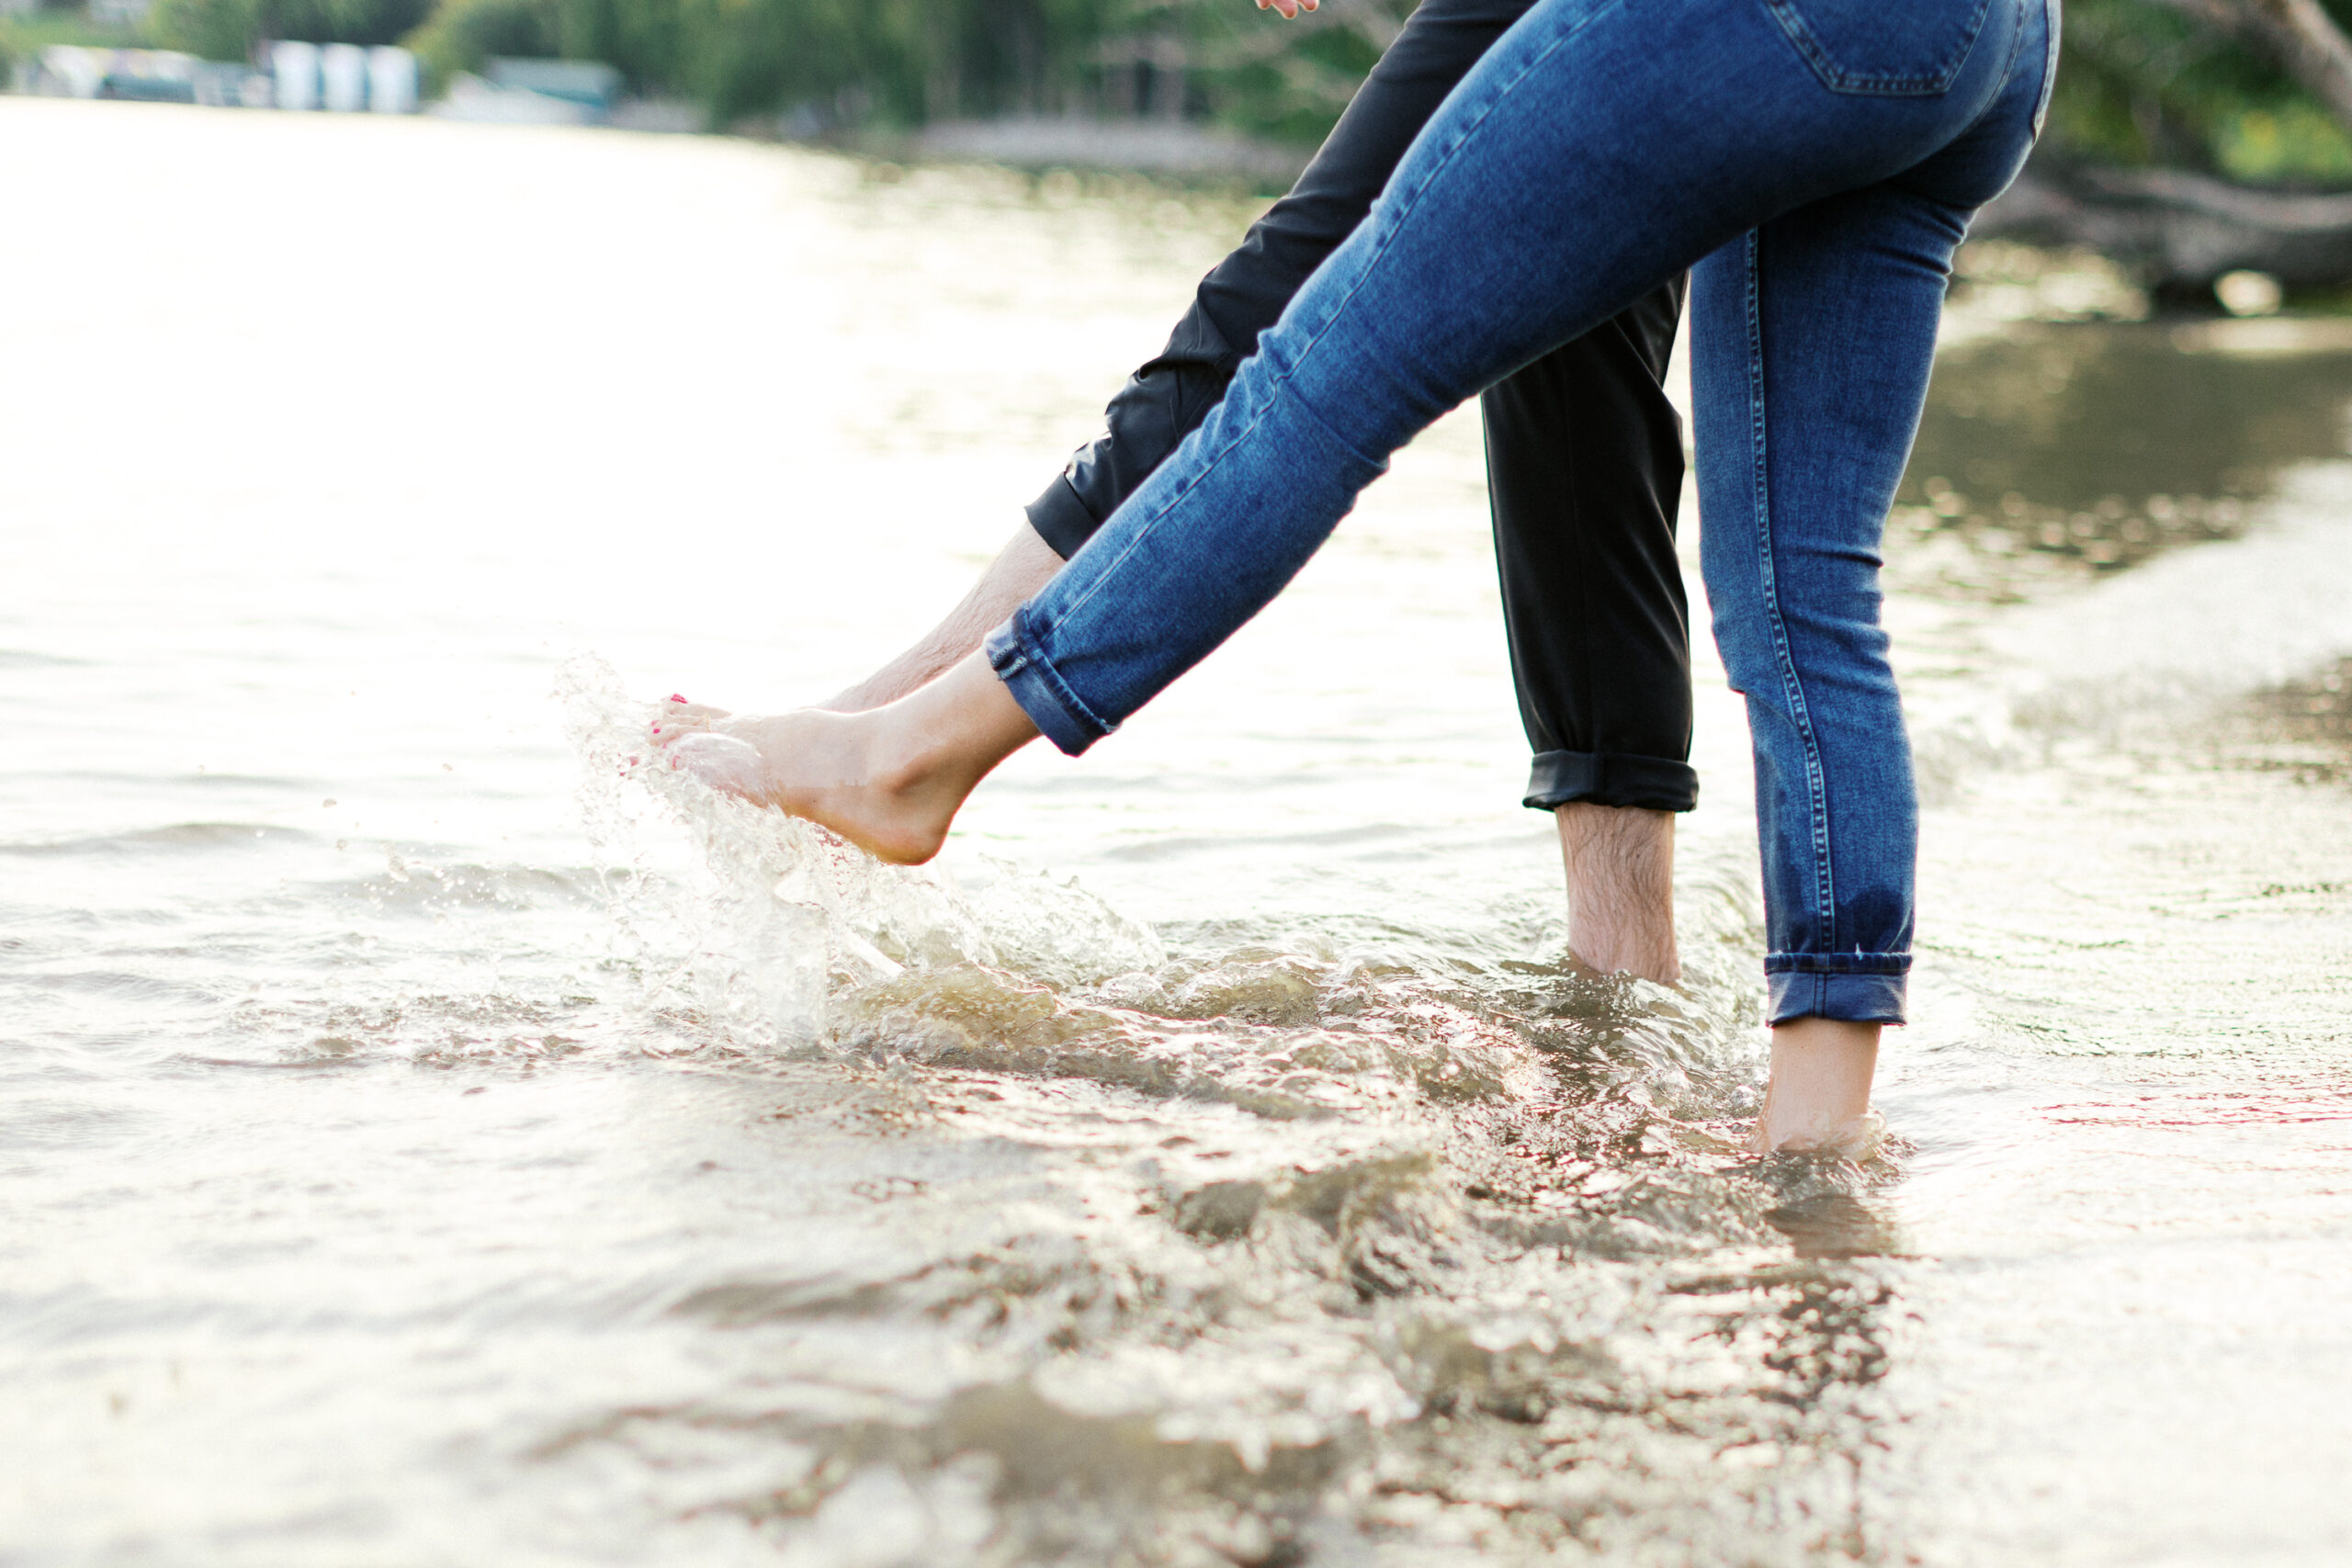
[6,99,2352,1566]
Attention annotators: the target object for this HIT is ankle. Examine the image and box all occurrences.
[1569,920,1679,985]
[1754,1017,1881,1153]
[858,715,952,801]
[886,650,1043,793]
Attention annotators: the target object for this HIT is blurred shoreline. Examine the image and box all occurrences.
[901,117,1309,186]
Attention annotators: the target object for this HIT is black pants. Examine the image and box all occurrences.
[1023,0,1697,813]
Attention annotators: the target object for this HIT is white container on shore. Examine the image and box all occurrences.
[271,40,320,111]
[320,42,367,111]
[367,46,417,114]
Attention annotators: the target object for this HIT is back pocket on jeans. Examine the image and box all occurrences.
[1762,0,1994,95]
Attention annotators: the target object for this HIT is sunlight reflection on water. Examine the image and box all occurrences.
[6,97,2352,1566]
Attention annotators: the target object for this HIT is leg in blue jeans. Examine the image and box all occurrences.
[1693,187,1979,1024]
[983,0,2055,1026]
[660,0,2055,1046]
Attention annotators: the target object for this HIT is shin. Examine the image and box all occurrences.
[1555,804,1679,985]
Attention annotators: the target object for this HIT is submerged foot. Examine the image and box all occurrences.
[1749,1108,1888,1160]
[1747,1017,1883,1156]
[650,704,962,864]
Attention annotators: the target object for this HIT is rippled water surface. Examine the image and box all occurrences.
[7,100,2352,1566]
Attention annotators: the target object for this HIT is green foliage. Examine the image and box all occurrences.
[2047,0,2352,183]
[151,0,435,59]
[0,8,150,77]
[427,0,2352,177]
[1179,0,1384,144]
[395,0,1130,122]
[368,0,1396,138]
[669,0,934,125]
[2215,100,2352,182]
[400,0,559,87]
[665,0,1138,125]
[119,0,2352,187]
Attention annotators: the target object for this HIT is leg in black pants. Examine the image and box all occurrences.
[1484,288,1694,814]
[1024,0,1697,818]
[775,0,1690,974]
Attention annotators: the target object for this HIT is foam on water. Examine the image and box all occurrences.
[509,663,1894,1559]
[562,654,1161,1036]
[557,652,1781,1117]
[505,656,1964,1565]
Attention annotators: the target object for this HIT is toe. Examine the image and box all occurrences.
[668,731,768,799]
[649,698,731,742]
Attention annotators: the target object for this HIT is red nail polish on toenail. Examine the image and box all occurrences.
[668,694,689,704]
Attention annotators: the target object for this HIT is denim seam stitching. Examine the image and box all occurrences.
[1994,0,2031,118]
[1936,0,2036,149]
[1740,230,1838,959]
[1039,374,1378,638]
[1012,616,1116,742]
[1759,0,1993,95]
[1764,952,1911,973]
[2031,0,2062,137]
[1040,0,1623,636]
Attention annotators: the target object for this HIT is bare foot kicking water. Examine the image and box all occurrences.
[648,652,1042,865]
[651,709,940,862]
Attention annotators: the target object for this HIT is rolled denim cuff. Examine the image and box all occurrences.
[1764,953,1909,1026]
[984,613,1116,757]
[1022,473,1101,562]
[1522,750,1699,813]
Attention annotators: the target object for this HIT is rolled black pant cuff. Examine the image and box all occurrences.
[1023,475,1101,562]
[1522,750,1698,813]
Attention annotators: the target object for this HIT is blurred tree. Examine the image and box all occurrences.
[400,0,560,85]
[2162,0,2352,130]
[1178,0,1391,141]
[2051,0,2352,181]
[374,0,1395,133]
[141,0,2352,194]
[153,0,435,58]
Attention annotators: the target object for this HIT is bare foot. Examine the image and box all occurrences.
[648,652,1041,864]
[1751,1017,1882,1155]
[652,709,956,863]
[645,693,731,741]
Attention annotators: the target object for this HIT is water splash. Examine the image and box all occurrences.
[560,653,1164,1055]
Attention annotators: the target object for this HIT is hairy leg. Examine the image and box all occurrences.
[1555,803,1678,984]
[647,520,1056,746]
[824,523,1064,713]
[654,652,1038,864]
[1751,1017,1881,1154]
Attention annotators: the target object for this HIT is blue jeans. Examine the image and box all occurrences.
[986,0,2059,1024]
